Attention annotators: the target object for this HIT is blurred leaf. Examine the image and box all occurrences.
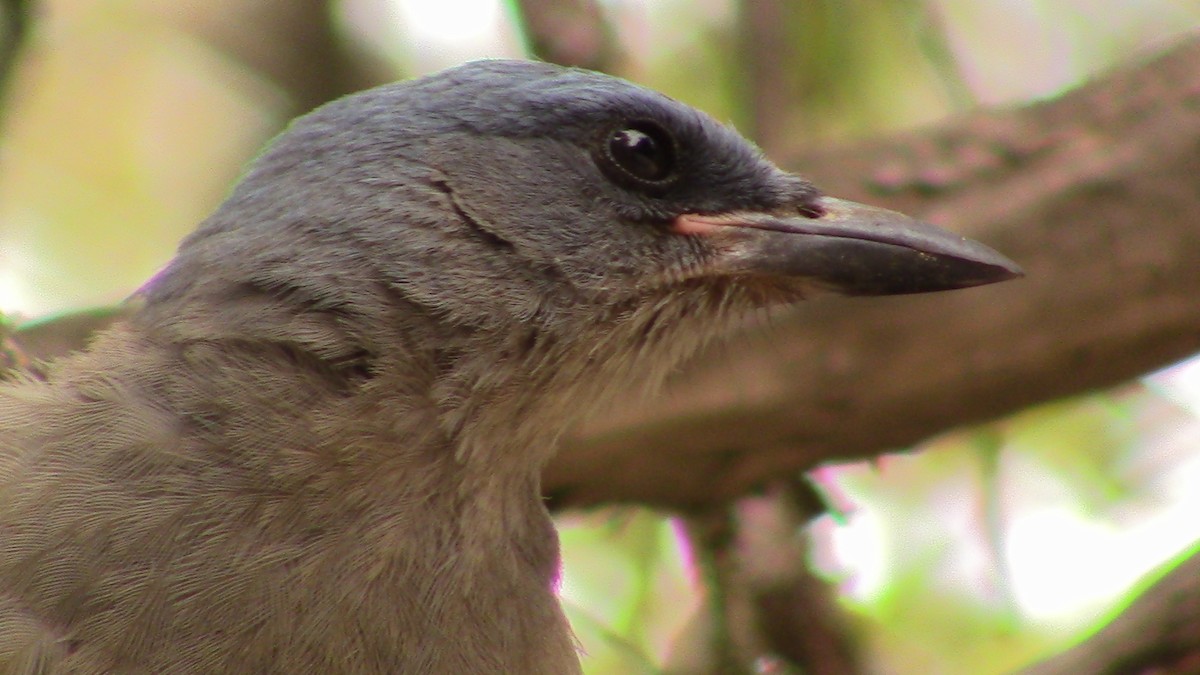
[559,509,706,674]
[0,3,287,315]
[1007,394,1147,514]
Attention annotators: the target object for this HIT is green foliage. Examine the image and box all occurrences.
[559,510,706,673]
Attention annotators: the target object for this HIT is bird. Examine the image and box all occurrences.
[0,59,1020,673]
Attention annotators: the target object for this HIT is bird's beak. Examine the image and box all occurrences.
[674,196,1023,295]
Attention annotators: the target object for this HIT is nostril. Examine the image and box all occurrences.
[796,202,826,219]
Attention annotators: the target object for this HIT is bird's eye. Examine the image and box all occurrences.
[597,120,678,192]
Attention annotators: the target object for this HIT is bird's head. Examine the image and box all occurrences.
[141,59,1019,394]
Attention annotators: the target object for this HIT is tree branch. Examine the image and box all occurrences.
[145,0,391,113]
[0,0,32,122]
[512,0,618,72]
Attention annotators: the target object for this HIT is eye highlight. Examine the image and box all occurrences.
[596,120,679,193]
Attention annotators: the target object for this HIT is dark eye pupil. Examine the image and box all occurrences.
[607,123,675,182]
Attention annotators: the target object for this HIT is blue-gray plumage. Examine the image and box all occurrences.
[0,60,1018,673]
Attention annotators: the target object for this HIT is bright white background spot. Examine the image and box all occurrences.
[395,0,500,43]
[0,266,30,316]
[1005,447,1200,623]
[343,0,523,73]
[1148,355,1200,417]
[814,509,889,598]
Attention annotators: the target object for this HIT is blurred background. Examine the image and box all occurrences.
[2,1,1199,673]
